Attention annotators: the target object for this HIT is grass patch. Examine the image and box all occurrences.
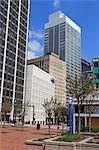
[81,126,99,133]
[87,139,99,144]
[57,132,86,142]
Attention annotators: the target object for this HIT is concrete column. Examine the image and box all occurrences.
[85,116,87,126]
[73,114,76,134]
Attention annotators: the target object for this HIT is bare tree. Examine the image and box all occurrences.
[2,100,12,127]
[42,98,54,135]
[15,101,30,131]
[58,104,68,134]
[20,101,30,131]
[52,97,61,125]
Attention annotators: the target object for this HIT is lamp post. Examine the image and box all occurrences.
[69,97,73,136]
[32,105,35,124]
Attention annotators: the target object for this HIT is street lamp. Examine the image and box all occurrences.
[32,105,35,124]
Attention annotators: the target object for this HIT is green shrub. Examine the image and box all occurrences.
[81,126,89,132]
[87,140,94,143]
[91,128,99,133]
[58,132,80,142]
[87,140,99,144]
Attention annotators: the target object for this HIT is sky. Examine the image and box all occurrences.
[28,0,99,63]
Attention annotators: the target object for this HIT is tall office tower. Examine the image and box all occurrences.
[44,11,81,102]
[0,0,30,119]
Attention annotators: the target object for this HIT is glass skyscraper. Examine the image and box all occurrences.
[44,11,81,102]
[0,0,30,119]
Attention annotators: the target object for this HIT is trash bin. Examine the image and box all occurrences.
[37,123,40,129]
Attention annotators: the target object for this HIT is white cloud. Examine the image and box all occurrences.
[29,28,43,39]
[28,27,44,60]
[53,0,60,8]
[28,40,43,52]
[28,51,38,59]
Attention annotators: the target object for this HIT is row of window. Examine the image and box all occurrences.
[0,0,8,10]
[10,1,19,12]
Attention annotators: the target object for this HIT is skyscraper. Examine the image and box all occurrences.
[44,11,81,102]
[0,0,30,119]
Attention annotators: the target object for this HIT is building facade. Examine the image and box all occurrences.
[25,65,55,125]
[92,58,99,87]
[28,52,66,105]
[0,0,30,119]
[44,11,81,102]
[81,58,91,74]
[73,94,99,133]
[73,58,99,133]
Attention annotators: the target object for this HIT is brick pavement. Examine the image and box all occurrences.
[0,125,60,150]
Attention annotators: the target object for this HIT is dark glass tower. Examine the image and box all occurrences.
[0,0,30,119]
[44,11,81,102]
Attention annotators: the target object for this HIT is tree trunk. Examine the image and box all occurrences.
[78,104,81,135]
[21,122,24,131]
[89,106,91,132]
[48,117,51,135]
[62,121,64,134]
[3,114,6,128]
[0,113,2,133]
[54,115,57,125]
[21,115,24,131]
[62,117,64,134]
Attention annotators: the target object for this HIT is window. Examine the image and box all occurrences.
[96,73,99,79]
[94,61,98,67]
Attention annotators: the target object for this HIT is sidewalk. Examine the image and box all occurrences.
[0,125,61,150]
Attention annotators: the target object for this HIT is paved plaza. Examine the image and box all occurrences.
[0,125,60,150]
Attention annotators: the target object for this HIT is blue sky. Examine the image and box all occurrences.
[28,0,99,63]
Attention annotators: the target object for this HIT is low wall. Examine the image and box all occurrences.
[43,136,99,150]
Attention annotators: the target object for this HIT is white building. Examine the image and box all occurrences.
[25,65,55,125]
[44,11,81,103]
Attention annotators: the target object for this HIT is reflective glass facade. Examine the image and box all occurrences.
[44,11,81,102]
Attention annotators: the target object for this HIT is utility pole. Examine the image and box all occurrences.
[32,105,35,124]
[69,97,73,136]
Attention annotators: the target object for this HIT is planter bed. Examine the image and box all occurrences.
[25,138,43,146]
[57,134,88,142]
[24,135,57,146]
[87,137,99,144]
[43,136,99,150]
